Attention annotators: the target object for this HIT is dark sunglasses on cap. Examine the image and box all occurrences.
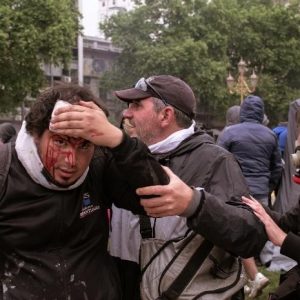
[134,77,193,119]
[134,77,169,107]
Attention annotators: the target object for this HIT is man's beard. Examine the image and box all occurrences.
[135,119,160,146]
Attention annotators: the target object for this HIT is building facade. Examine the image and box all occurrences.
[43,0,136,123]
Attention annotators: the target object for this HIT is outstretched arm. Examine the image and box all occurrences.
[242,196,300,264]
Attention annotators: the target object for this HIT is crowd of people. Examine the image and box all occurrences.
[0,76,299,300]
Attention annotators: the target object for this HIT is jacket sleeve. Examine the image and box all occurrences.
[102,134,169,213]
[187,153,268,258]
[281,233,300,264]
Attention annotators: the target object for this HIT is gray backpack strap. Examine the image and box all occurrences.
[0,142,12,199]
[158,236,213,300]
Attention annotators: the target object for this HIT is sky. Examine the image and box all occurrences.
[81,1,136,38]
[82,0,101,37]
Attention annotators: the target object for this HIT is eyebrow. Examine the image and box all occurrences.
[52,134,86,144]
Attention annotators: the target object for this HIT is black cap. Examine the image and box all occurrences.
[115,75,196,119]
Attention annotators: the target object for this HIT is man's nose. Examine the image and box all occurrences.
[63,147,76,167]
[122,108,131,118]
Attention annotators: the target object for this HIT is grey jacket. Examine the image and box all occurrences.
[155,130,267,258]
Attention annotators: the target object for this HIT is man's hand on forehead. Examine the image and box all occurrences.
[49,100,123,148]
[51,101,103,117]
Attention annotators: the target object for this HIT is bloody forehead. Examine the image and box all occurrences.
[51,133,87,146]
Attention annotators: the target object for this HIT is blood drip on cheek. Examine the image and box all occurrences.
[44,139,75,177]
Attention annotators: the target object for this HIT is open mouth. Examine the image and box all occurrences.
[123,119,135,128]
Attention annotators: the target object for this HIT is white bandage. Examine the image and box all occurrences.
[49,100,72,132]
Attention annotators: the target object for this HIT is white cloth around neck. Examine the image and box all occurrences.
[15,121,88,191]
[149,120,196,153]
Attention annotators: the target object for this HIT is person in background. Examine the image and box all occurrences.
[217,105,240,142]
[0,82,169,300]
[218,95,283,298]
[273,122,288,159]
[110,116,141,300]
[110,75,267,300]
[225,105,241,126]
[0,122,17,143]
[217,95,282,208]
[263,113,270,127]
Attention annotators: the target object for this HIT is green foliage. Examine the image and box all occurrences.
[0,0,80,111]
[101,0,300,125]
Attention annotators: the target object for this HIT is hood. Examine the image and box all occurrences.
[240,95,264,123]
[226,105,240,126]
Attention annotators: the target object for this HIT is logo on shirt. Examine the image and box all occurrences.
[80,192,100,219]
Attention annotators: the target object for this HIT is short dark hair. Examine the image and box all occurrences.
[25,83,108,137]
[152,97,193,128]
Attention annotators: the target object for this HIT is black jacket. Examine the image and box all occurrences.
[155,130,267,258]
[0,135,168,300]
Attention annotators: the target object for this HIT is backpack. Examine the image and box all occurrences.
[0,142,12,199]
[139,216,247,300]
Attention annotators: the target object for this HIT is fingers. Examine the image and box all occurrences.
[137,167,192,218]
[161,166,175,177]
[242,195,267,222]
[242,195,258,204]
[138,184,176,217]
[78,101,99,110]
[50,104,106,132]
[52,102,106,122]
[241,196,256,210]
[136,185,168,198]
[241,196,252,205]
[49,116,86,135]
[53,104,84,116]
[242,196,262,210]
[140,197,177,217]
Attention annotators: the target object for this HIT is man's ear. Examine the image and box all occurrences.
[160,106,175,125]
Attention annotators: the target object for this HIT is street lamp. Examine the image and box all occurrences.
[226,58,258,103]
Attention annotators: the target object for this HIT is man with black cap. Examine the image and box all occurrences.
[110,75,268,300]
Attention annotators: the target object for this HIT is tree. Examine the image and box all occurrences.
[0,0,80,112]
[101,0,300,125]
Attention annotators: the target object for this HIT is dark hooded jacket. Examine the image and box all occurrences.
[217,95,282,197]
[0,135,168,300]
[153,130,267,258]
